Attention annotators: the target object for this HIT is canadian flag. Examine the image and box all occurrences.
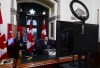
[8,24,14,46]
[27,20,34,53]
[0,9,7,60]
[41,19,46,39]
[17,26,23,37]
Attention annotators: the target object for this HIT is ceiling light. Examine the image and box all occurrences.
[30,9,35,15]
[42,11,46,15]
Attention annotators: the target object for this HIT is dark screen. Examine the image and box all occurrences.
[73,33,98,54]
[56,21,99,57]
[56,21,82,57]
[84,23,99,34]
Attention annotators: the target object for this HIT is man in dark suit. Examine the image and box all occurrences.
[41,35,52,50]
[35,35,52,55]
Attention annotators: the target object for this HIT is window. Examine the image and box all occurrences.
[49,20,56,40]
[27,19,37,40]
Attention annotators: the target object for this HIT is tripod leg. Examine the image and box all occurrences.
[69,54,78,66]
[78,54,82,68]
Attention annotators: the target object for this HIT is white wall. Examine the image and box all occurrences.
[0,0,17,39]
[0,0,11,39]
[60,0,94,23]
[81,0,94,24]
[13,0,17,25]
[60,0,72,21]
[60,0,100,42]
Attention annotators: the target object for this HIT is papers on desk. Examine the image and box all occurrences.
[49,52,56,56]
[0,58,13,65]
[48,49,56,56]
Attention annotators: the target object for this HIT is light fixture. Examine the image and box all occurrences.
[20,8,22,12]
[30,9,35,15]
[42,11,46,15]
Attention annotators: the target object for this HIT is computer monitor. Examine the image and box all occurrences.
[56,21,82,57]
[56,21,99,57]
[84,23,99,34]
[73,33,99,54]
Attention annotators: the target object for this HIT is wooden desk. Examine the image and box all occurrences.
[16,55,80,68]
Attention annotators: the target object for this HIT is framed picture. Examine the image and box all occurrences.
[49,20,56,40]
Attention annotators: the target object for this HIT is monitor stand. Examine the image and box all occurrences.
[78,54,90,68]
[69,54,78,67]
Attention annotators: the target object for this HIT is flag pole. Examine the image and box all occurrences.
[31,16,34,56]
[43,18,45,26]
[30,17,33,30]
[31,17,32,21]
[0,3,2,61]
